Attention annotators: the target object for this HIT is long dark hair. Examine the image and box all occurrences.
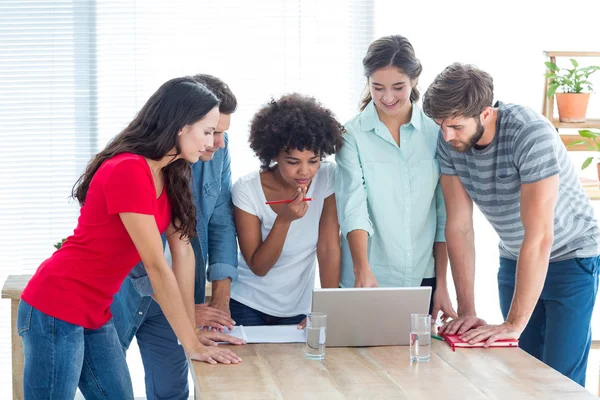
[360,35,423,111]
[72,77,219,238]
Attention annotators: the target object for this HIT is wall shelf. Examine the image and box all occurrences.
[553,118,600,129]
[542,51,600,151]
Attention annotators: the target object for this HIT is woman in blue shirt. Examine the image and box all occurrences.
[335,35,457,322]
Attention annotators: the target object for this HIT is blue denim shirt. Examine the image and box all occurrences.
[111,135,238,348]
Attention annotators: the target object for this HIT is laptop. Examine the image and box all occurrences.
[311,287,431,347]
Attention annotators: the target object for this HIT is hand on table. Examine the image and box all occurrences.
[195,303,235,332]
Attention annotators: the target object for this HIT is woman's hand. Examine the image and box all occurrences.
[431,286,458,324]
[195,329,246,346]
[277,187,309,223]
[354,267,378,288]
[297,318,307,329]
[187,343,243,365]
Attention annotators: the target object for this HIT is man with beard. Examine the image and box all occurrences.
[422,62,599,386]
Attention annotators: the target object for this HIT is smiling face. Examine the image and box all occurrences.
[177,106,219,163]
[369,66,415,118]
[273,149,321,189]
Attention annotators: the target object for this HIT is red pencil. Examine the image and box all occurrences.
[265,197,313,205]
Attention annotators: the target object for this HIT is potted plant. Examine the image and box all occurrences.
[568,129,600,180]
[54,238,66,249]
[545,59,600,123]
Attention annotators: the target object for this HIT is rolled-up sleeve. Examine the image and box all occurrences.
[207,262,237,282]
[335,127,373,237]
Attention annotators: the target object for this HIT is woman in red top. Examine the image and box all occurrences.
[18,77,244,399]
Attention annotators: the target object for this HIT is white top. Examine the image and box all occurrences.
[230,162,336,317]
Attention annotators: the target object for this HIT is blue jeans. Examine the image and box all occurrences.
[498,256,599,386]
[230,299,305,326]
[133,300,188,400]
[18,300,133,399]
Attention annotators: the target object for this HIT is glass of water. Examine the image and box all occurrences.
[410,313,431,363]
[305,312,327,360]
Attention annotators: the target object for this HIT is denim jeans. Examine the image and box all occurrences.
[498,256,599,386]
[134,300,189,400]
[18,300,134,399]
[229,299,305,326]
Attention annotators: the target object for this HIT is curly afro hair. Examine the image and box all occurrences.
[249,93,344,170]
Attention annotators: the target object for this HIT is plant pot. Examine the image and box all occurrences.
[555,93,590,123]
[597,163,600,187]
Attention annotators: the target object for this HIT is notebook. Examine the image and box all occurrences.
[441,332,518,351]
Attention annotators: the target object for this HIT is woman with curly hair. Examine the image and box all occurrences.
[230,93,343,326]
[336,35,457,322]
[18,77,242,399]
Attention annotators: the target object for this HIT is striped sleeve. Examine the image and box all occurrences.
[436,130,457,176]
[513,121,561,184]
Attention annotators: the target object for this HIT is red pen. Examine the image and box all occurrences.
[265,197,313,205]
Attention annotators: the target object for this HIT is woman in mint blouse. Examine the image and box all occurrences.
[335,35,457,322]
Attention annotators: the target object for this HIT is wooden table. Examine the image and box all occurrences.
[191,342,598,399]
[1,274,212,399]
[2,275,29,400]
[3,274,598,398]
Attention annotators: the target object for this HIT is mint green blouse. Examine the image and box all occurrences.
[335,101,445,287]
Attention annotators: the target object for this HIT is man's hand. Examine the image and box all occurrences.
[431,287,458,324]
[438,314,487,335]
[210,278,232,317]
[297,317,307,329]
[208,298,231,317]
[195,304,235,332]
[458,321,523,347]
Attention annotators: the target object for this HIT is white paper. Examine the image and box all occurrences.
[222,325,306,344]
[222,326,247,342]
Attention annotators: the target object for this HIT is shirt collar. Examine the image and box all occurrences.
[359,100,378,132]
[360,100,422,132]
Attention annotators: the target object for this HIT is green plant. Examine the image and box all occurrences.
[545,58,600,98]
[568,129,600,170]
[54,238,67,249]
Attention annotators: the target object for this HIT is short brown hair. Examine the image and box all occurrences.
[191,74,237,114]
[422,63,494,120]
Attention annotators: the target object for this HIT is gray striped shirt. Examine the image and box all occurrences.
[437,102,599,261]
